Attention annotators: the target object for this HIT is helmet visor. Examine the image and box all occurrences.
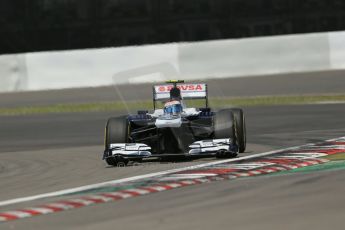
[164,104,182,115]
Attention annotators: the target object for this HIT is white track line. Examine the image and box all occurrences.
[0,136,343,207]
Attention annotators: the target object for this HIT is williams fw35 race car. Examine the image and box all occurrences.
[103,80,246,166]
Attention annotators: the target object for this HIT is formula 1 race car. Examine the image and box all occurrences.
[103,80,246,166]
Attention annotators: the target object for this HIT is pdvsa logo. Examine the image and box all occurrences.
[158,84,204,92]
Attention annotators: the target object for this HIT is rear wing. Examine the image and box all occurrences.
[152,83,208,108]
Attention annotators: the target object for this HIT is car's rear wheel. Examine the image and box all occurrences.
[230,108,246,153]
[105,116,129,166]
[105,116,128,147]
[214,109,238,158]
[214,109,236,143]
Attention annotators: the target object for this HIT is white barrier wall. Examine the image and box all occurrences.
[0,31,344,92]
[25,45,179,90]
[178,33,330,78]
[329,31,345,69]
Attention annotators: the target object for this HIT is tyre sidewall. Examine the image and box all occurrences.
[230,108,246,153]
[214,109,236,142]
[105,116,128,149]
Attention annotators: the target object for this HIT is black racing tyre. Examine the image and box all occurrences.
[104,116,129,166]
[105,116,128,149]
[214,109,236,142]
[230,108,246,153]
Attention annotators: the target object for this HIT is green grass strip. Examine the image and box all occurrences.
[324,153,345,161]
[1,94,345,116]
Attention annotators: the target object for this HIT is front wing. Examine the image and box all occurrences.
[103,138,238,160]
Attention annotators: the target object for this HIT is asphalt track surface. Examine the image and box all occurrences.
[0,73,345,229]
[1,69,345,108]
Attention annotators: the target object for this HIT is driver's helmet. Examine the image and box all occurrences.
[164,100,183,115]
